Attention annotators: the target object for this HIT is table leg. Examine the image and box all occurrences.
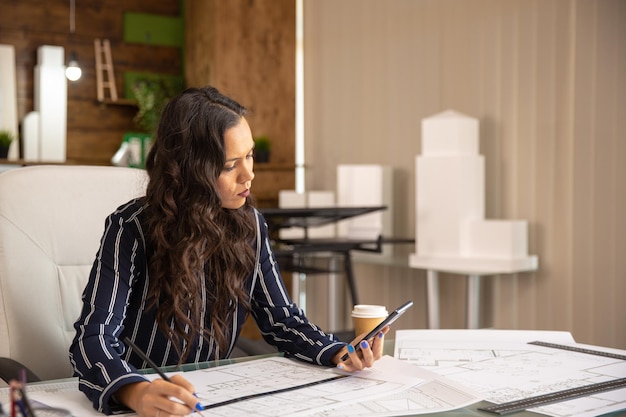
[426,270,440,329]
[290,254,307,313]
[328,256,339,331]
[291,270,300,306]
[467,274,481,329]
[343,251,359,306]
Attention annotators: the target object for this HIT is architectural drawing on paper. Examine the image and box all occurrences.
[394,330,626,417]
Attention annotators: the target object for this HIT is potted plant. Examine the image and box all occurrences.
[0,130,15,159]
[132,79,169,135]
[254,136,271,163]
[120,74,181,168]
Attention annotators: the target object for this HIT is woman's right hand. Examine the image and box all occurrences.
[331,325,389,372]
[115,374,204,417]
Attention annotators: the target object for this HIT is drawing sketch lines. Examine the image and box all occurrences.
[394,330,626,417]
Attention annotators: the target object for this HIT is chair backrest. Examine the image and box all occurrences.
[0,165,147,381]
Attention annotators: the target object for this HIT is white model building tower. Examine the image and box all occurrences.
[278,190,337,240]
[23,45,68,162]
[337,164,394,258]
[410,110,538,274]
[0,44,19,160]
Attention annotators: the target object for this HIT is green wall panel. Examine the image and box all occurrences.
[124,12,184,47]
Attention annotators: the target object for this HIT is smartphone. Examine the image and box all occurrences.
[341,300,413,361]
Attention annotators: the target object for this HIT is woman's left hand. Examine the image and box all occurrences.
[332,325,390,371]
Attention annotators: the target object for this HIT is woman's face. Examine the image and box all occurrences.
[216,117,255,209]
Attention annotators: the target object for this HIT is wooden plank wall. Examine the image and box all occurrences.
[185,0,297,207]
[184,0,297,338]
[1,0,295,206]
[1,0,297,339]
[0,0,183,165]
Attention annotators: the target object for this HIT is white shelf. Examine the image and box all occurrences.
[408,254,538,329]
[409,254,538,275]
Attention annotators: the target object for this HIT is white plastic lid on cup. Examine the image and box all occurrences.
[351,304,388,318]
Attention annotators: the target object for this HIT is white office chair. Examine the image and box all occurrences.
[0,165,148,382]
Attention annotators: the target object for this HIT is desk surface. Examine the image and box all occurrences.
[142,348,544,417]
[2,342,623,417]
[175,345,624,417]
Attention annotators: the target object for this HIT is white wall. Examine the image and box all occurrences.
[303,0,626,349]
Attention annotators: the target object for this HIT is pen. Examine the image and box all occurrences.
[17,369,35,417]
[122,337,172,383]
[122,337,205,413]
[18,388,35,417]
[15,401,28,417]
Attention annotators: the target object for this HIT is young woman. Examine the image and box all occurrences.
[69,86,387,417]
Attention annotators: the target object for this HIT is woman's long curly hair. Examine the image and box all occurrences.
[143,86,257,362]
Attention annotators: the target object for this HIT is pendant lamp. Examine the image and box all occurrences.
[65,0,82,81]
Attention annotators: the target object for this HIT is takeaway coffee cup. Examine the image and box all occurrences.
[351,304,388,337]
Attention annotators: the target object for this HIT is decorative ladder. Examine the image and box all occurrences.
[94,38,118,102]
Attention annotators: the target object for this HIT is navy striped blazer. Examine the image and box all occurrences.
[69,198,345,414]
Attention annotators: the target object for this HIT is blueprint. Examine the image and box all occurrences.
[0,356,481,417]
[178,356,481,416]
[394,329,626,417]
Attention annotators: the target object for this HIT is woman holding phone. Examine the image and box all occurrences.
[69,85,389,417]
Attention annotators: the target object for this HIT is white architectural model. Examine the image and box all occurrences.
[410,110,537,273]
[279,165,394,257]
[409,110,538,329]
[337,164,392,246]
[278,190,336,240]
[23,45,68,162]
[0,44,19,160]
